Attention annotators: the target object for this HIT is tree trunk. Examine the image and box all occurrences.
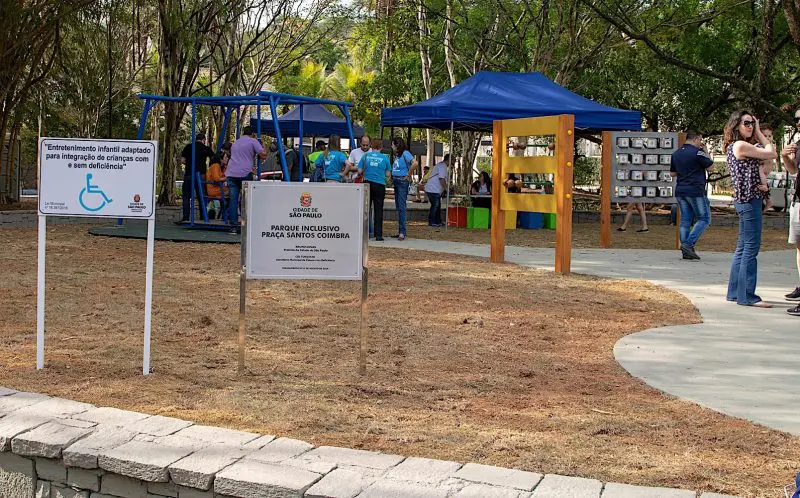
[418,1,434,168]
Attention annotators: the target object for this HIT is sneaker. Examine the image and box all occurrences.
[785,287,800,301]
[398,234,406,241]
[788,304,800,316]
[375,237,384,241]
[681,244,700,260]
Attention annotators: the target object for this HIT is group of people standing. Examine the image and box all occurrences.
[672,108,800,314]
[179,129,431,241]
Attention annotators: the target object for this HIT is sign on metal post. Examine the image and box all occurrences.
[239,182,369,374]
[37,138,158,375]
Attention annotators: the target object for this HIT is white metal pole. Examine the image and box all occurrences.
[143,217,155,375]
[36,214,46,370]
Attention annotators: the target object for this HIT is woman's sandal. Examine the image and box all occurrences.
[750,301,773,308]
[617,227,626,232]
[636,228,649,233]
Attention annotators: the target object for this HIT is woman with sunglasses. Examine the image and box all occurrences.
[724,110,778,307]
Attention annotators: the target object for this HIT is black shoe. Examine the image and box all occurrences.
[785,287,800,301]
[208,210,216,220]
[174,219,188,225]
[681,244,700,260]
[375,237,384,241]
[788,304,800,316]
[390,234,401,238]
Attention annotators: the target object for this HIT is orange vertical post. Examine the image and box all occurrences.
[555,115,575,274]
[490,120,506,263]
[600,131,612,248]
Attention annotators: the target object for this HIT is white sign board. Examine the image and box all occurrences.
[39,138,157,218]
[245,182,366,280]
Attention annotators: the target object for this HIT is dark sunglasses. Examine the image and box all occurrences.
[794,116,800,123]
[741,120,755,127]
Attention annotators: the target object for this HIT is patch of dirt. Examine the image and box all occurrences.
[0,225,795,497]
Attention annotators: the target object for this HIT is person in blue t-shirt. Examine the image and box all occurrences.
[314,134,352,183]
[390,137,418,240]
[670,130,715,260]
[358,138,392,241]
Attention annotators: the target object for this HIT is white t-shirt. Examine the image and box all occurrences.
[349,147,368,167]
[424,161,448,194]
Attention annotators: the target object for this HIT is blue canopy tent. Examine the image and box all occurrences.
[133,92,358,230]
[250,103,365,139]
[380,71,641,131]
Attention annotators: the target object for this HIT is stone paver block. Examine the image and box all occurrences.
[214,459,322,498]
[99,440,194,482]
[304,446,404,470]
[530,474,602,497]
[101,473,148,497]
[601,483,697,498]
[127,415,192,437]
[176,486,214,498]
[51,485,89,498]
[246,437,312,464]
[74,407,150,427]
[169,446,249,490]
[357,479,449,498]
[454,483,526,498]
[383,457,462,485]
[305,468,373,498]
[67,468,103,492]
[453,463,542,491]
[36,458,67,483]
[37,479,51,498]
[15,398,94,418]
[0,387,17,396]
[0,413,51,450]
[151,434,209,451]
[0,451,35,497]
[12,421,93,458]
[241,435,276,450]
[58,419,98,429]
[282,456,337,475]
[0,392,50,414]
[63,427,137,469]
[172,425,260,446]
[147,481,179,497]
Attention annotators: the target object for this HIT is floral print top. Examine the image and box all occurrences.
[727,143,764,204]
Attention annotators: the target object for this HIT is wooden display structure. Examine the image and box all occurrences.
[600,132,685,249]
[490,115,575,274]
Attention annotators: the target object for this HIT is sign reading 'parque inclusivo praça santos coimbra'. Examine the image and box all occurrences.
[245,182,366,280]
[38,138,157,218]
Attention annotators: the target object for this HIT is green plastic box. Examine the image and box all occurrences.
[468,207,490,229]
[544,212,557,229]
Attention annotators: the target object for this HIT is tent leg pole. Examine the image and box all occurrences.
[447,122,454,232]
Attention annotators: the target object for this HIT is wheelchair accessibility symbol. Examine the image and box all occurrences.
[78,173,113,212]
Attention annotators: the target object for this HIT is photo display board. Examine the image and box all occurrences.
[610,132,678,204]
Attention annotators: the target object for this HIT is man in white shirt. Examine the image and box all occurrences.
[424,154,449,226]
[347,135,371,182]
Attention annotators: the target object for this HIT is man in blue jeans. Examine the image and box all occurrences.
[670,130,714,260]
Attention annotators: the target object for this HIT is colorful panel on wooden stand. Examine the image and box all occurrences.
[468,207,490,229]
[505,210,517,230]
[448,206,467,227]
[519,212,544,229]
[544,213,556,229]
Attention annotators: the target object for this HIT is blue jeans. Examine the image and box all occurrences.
[393,177,409,235]
[427,192,442,225]
[677,196,711,248]
[227,173,253,225]
[727,198,763,305]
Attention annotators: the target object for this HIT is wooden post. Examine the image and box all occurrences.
[490,120,506,263]
[600,131,612,248]
[555,115,575,274]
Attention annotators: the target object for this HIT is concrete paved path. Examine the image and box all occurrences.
[375,238,800,435]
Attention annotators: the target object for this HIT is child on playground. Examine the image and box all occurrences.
[206,151,229,220]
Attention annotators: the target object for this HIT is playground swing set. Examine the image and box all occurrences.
[133,91,359,230]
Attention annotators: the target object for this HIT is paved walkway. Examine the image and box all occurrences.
[376,238,800,436]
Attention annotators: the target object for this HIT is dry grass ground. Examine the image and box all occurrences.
[0,225,796,497]
[388,220,791,252]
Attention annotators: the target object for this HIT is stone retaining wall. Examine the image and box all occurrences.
[0,388,723,498]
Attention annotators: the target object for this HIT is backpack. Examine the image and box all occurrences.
[310,162,325,182]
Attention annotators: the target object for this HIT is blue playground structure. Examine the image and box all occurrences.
[135,92,358,229]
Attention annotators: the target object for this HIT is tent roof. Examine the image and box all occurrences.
[251,104,364,138]
[380,71,641,132]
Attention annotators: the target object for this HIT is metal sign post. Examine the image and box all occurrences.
[238,183,369,376]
